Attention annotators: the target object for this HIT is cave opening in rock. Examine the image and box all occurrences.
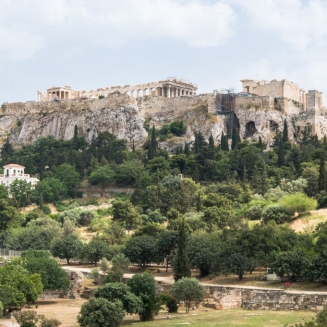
[245,121,257,138]
[269,121,279,133]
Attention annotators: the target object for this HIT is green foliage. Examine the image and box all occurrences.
[112,200,140,230]
[54,163,80,197]
[0,199,23,230]
[268,250,308,282]
[262,204,292,224]
[278,192,316,214]
[174,218,191,281]
[127,271,161,321]
[82,239,110,265]
[35,178,67,203]
[124,236,157,270]
[111,253,130,282]
[21,250,69,290]
[51,234,83,264]
[171,277,204,313]
[0,263,41,313]
[89,166,115,186]
[78,297,125,327]
[160,293,179,313]
[93,283,143,314]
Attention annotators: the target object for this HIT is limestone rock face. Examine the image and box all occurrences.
[4,105,147,146]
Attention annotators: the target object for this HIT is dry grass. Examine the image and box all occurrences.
[290,209,327,233]
[3,301,315,327]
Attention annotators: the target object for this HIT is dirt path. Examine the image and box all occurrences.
[290,209,327,232]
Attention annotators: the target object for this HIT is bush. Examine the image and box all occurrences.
[246,206,263,220]
[77,297,124,327]
[79,211,96,226]
[160,293,178,313]
[262,205,291,224]
[41,205,51,215]
[278,192,316,214]
[317,191,327,209]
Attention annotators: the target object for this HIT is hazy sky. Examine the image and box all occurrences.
[0,0,326,102]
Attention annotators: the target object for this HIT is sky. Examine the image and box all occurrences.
[0,0,326,102]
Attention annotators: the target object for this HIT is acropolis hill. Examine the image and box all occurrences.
[0,78,326,149]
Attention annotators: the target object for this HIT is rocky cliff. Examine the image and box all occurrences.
[0,93,312,149]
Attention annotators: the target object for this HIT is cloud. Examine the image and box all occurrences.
[0,0,237,62]
[234,0,327,49]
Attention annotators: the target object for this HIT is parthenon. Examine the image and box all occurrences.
[37,78,198,101]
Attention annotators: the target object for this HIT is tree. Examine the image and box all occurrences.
[174,218,191,281]
[78,297,125,327]
[0,199,23,230]
[35,178,67,203]
[100,257,110,274]
[0,263,41,314]
[231,127,241,150]
[156,231,178,272]
[111,253,131,282]
[171,278,204,313]
[278,140,285,167]
[93,283,143,315]
[283,119,289,142]
[83,239,109,266]
[89,166,115,186]
[202,206,232,231]
[112,200,140,230]
[51,234,83,264]
[268,250,308,282]
[127,271,161,321]
[318,152,327,192]
[220,132,229,151]
[54,163,80,197]
[124,236,157,270]
[21,250,69,290]
[10,180,32,207]
[224,252,255,281]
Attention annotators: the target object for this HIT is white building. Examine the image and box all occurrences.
[0,164,39,187]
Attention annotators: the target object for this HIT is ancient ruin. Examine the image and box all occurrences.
[37,78,198,101]
[1,77,327,149]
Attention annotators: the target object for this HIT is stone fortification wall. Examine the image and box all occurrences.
[235,95,273,111]
[137,93,217,117]
[3,93,136,117]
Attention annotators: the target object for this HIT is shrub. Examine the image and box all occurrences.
[278,192,316,214]
[160,293,179,313]
[246,206,263,220]
[262,204,291,224]
[317,191,327,209]
[41,205,51,215]
[78,297,124,327]
[79,211,96,226]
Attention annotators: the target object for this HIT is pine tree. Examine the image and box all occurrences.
[318,152,327,192]
[174,218,191,281]
[278,140,285,167]
[283,120,289,143]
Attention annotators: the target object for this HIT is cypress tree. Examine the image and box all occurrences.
[193,133,199,154]
[174,218,191,281]
[73,125,78,144]
[277,140,285,167]
[1,137,14,165]
[231,127,241,150]
[132,140,135,153]
[324,135,327,146]
[258,136,263,151]
[184,142,190,156]
[258,163,268,195]
[318,152,327,192]
[283,120,288,143]
[221,133,229,151]
[208,134,215,159]
[151,126,157,156]
[39,139,45,180]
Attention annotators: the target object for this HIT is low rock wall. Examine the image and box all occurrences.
[201,285,327,311]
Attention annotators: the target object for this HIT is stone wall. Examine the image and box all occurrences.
[79,186,134,198]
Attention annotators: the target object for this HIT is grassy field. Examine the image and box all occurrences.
[2,299,315,327]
